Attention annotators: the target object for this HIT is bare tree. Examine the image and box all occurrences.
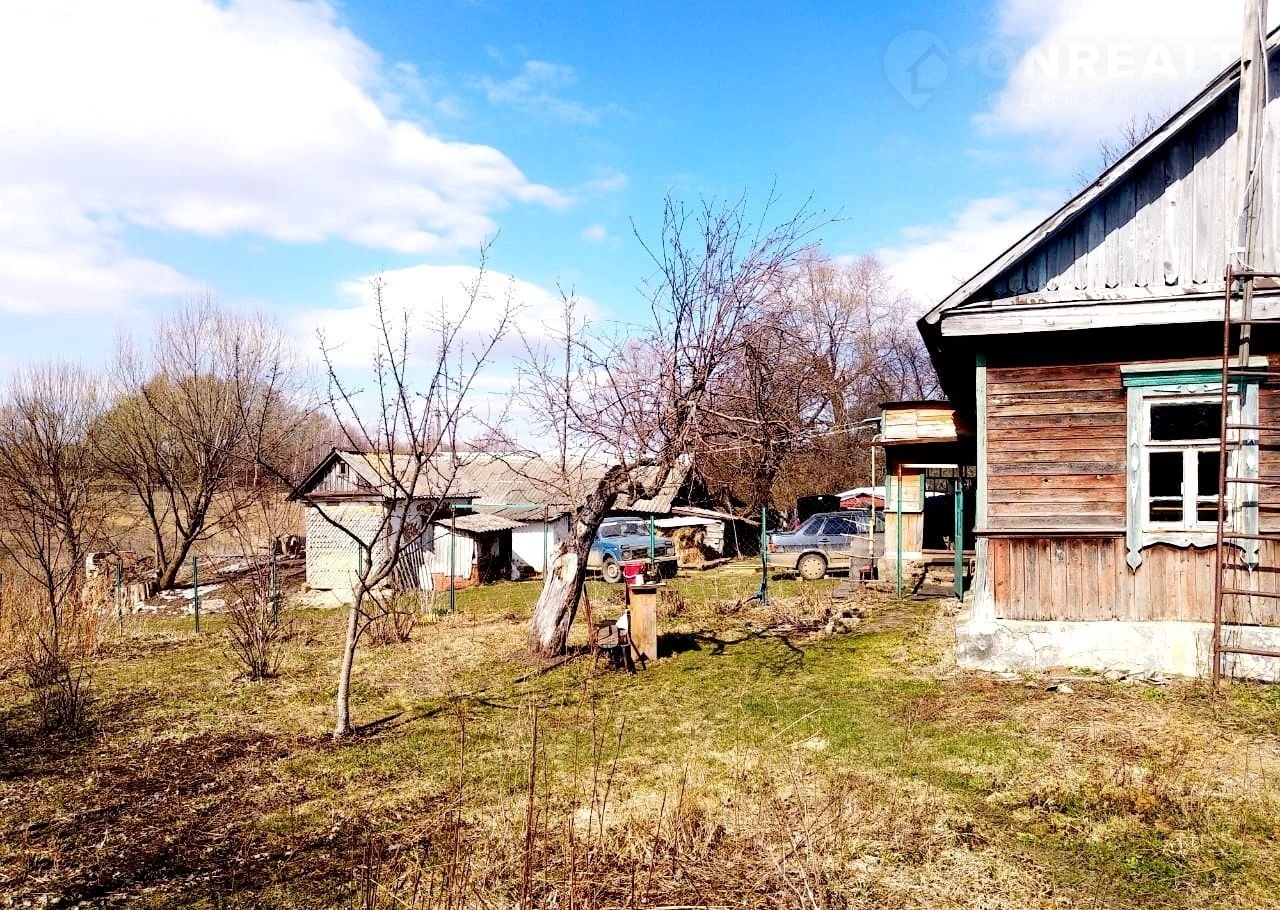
[690,252,937,515]
[0,363,108,730]
[95,301,303,590]
[299,267,513,740]
[1075,110,1170,188]
[0,364,106,646]
[523,192,823,656]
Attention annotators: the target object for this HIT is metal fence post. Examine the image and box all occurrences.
[449,505,457,614]
[192,555,200,633]
[115,557,124,629]
[760,506,768,605]
[895,470,903,599]
[953,477,964,601]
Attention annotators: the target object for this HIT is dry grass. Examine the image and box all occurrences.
[2,569,1279,908]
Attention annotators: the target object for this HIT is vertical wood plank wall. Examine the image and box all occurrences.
[985,360,1280,625]
[986,364,1126,532]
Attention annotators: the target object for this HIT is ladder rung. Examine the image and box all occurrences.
[1225,423,1267,431]
[1220,532,1280,541]
[1232,270,1280,280]
[1225,369,1280,378]
[1225,477,1280,485]
[1217,646,1280,659]
[1221,587,1280,598]
[1228,318,1280,325]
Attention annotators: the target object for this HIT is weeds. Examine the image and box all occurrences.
[224,560,292,680]
[3,575,106,734]
[6,572,1280,908]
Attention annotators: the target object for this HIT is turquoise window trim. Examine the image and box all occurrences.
[1122,369,1224,387]
[1124,368,1262,571]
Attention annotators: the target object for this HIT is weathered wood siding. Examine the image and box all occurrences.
[967,52,1280,305]
[881,405,967,443]
[986,363,1126,532]
[992,537,1280,625]
[309,459,373,498]
[985,357,1280,623]
[1260,377,1280,533]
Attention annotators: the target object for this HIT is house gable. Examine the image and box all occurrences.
[922,30,1280,342]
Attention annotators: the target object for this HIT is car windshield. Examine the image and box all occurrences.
[601,520,646,538]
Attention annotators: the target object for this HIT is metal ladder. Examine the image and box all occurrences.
[1211,267,1280,687]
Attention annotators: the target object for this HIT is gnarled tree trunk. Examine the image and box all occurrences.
[528,466,625,656]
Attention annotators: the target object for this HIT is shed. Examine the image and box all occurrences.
[290,450,697,596]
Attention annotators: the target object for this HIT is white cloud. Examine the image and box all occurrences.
[581,223,609,243]
[0,0,565,313]
[876,192,1058,307]
[583,169,629,195]
[476,60,606,124]
[977,0,1279,159]
[0,187,198,314]
[298,263,583,369]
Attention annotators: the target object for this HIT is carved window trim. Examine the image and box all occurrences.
[1122,363,1262,570]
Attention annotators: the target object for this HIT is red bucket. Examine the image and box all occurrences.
[621,560,647,585]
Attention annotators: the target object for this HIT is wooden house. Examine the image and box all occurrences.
[901,31,1280,678]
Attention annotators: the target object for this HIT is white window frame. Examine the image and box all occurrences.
[1139,394,1236,533]
[1122,360,1262,571]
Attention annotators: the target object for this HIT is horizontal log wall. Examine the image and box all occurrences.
[1260,373,1280,533]
[986,363,1126,532]
[985,357,1280,623]
[991,537,1280,625]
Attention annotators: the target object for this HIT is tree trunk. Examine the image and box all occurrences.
[333,592,363,740]
[528,467,625,656]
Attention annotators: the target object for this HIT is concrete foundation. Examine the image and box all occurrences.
[955,610,1280,681]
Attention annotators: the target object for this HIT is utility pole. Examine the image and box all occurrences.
[1232,0,1267,357]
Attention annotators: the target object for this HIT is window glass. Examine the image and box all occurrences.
[1197,451,1222,522]
[1148,451,1183,522]
[828,517,858,535]
[1196,450,1220,497]
[1150,402,1220,441]
[799,517,824,536]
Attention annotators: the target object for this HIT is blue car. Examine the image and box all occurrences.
[588,517,678,583]
[767,510,883,580]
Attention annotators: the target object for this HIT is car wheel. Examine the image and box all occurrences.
[601,558,622,584]
[797,553,827,581]
[660,560,678,579]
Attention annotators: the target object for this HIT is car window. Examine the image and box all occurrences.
[600,520,645,538]
[798,517,824,535]
[826,516,858,535]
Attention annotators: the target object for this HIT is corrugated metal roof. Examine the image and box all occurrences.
[300,450,691,516]
[445,512,526,533]
[614,456,691,515]
[334,452,481,500]
[671,504,757,525]
[474,505,559,522]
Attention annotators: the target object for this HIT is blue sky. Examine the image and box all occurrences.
[0,0,1269,377]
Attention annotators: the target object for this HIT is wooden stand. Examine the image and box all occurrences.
[625,582,660,664]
